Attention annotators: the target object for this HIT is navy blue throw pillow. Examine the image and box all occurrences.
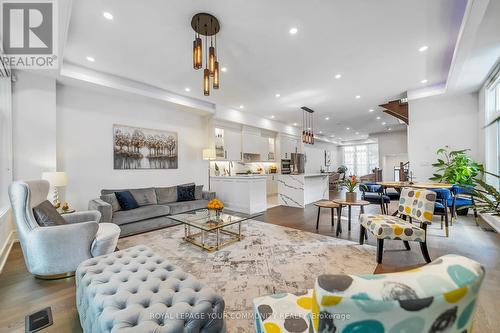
[177,184,195,202]
[115,191,139,210]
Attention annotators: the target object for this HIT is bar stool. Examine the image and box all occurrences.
[314,200,339,230]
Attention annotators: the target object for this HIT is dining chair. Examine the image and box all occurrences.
[448,184,478,224]
[360,183,390,214]
[430,188,451,237]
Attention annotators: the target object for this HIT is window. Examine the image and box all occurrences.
[342,144,379,176]
[485,66,500,189]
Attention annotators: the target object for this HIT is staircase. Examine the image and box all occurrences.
[379,98,408,125]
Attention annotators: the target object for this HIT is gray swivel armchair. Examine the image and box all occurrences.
[8,180,121,279]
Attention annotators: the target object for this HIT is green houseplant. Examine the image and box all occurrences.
[337,165,348,180]
[467,170,500,216]
[429,146,482,186]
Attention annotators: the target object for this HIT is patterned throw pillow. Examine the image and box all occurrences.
[33,200,67,227]
[177,184,195,202]
[114,191,139,211]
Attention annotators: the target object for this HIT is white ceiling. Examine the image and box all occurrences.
[64,0,468,140]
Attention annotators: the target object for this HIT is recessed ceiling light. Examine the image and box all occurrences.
[355,132,359,135]
[319,131,323,134]
[338,137,342,140]
[86,56,95,62]
[184,87,190,92]
[346,127,350,130]
[418,45,429,52]
[325,117,330,120]
[289,27,298,35]
[355,95,361,99]
[271,115,275,119]
[376,116,381,120]
[239,105,244,109]
[369,109,374,112]
[388,128,392,131]
[293,123,298,126]
[103,12,114,20]
[335,74,342,79]
[421,79,428,84]
[221,67,227,72]
[382,122,386,125]
[275,93,281,98]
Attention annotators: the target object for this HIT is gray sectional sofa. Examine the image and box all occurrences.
[89,184,215,237]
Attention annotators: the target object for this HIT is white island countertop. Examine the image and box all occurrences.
[211,175,269,179]
[277,173,329,208]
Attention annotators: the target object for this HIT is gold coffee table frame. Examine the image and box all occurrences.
[170,209,259,252]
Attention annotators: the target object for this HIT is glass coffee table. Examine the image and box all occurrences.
[169,209,259,252]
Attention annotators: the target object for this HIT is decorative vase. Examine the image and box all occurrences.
[345,191,357,202]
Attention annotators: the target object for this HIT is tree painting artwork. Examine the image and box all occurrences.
[113,125,178,169]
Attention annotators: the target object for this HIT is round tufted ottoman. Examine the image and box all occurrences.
[76,245,225,333]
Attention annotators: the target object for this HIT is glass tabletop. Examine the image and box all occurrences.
[169,209,259,231]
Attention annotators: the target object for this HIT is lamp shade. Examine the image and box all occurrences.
[202,148,216,160]
[42,172,67,187]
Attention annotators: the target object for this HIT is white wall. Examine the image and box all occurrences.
[12,71,57,180]
[57,84,209,210]
[370,130,408,181]
[408,92,479,182]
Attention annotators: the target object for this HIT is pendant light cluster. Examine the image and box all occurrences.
[301,107,315,145]
[191,13,221,96]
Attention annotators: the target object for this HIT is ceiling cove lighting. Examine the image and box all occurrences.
[301,106,315,145]
[289,27,298,35]
[103,12,113,20]
[418,45,429,52]
[86,56,95,62]
[191,13,221,96]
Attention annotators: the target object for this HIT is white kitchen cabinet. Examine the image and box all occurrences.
[210,176,267,214]
[266,174,278,195]
[214,127,242,161]
[280,136,299,159]
[224,128,242,161]
[242,131,261,155]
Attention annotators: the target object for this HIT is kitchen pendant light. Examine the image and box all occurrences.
[191,13,221,95]
[301,107,315,145]
[213,61,220,89]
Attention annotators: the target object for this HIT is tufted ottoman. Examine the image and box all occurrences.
[76,245,225,333]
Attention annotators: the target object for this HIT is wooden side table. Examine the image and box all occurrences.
[331,199,370,236]
[313,200,339,230]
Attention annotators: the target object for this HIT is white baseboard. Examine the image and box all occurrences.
[0,230,18,275]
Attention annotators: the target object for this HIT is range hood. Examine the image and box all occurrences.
[243,153,261,162]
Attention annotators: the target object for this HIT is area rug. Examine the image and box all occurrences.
[118,220,377,332]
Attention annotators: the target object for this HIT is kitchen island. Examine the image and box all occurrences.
[277,173,329,208]
[210,175,267,214]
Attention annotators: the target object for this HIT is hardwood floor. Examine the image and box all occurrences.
[0,191,498,332]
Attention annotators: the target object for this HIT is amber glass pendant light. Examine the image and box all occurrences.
[213,61,219,89]
[191,13,221,95]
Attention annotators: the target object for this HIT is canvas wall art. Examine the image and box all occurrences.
[113,124,178,169]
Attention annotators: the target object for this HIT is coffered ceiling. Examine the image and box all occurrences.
[64,0,468,140]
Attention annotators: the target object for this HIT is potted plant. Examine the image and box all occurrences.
[429,146,482,186]
[341,175,366,202]
[337,165,348,180]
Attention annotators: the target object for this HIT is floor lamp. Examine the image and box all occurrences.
[202,148,216,191]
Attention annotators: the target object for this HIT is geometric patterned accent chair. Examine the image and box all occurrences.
[359,188,437,263]
[312,254,485,333]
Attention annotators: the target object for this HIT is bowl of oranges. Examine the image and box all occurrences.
[207,199,224,219]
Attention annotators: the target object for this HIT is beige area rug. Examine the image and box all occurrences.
[118,220,377,332]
